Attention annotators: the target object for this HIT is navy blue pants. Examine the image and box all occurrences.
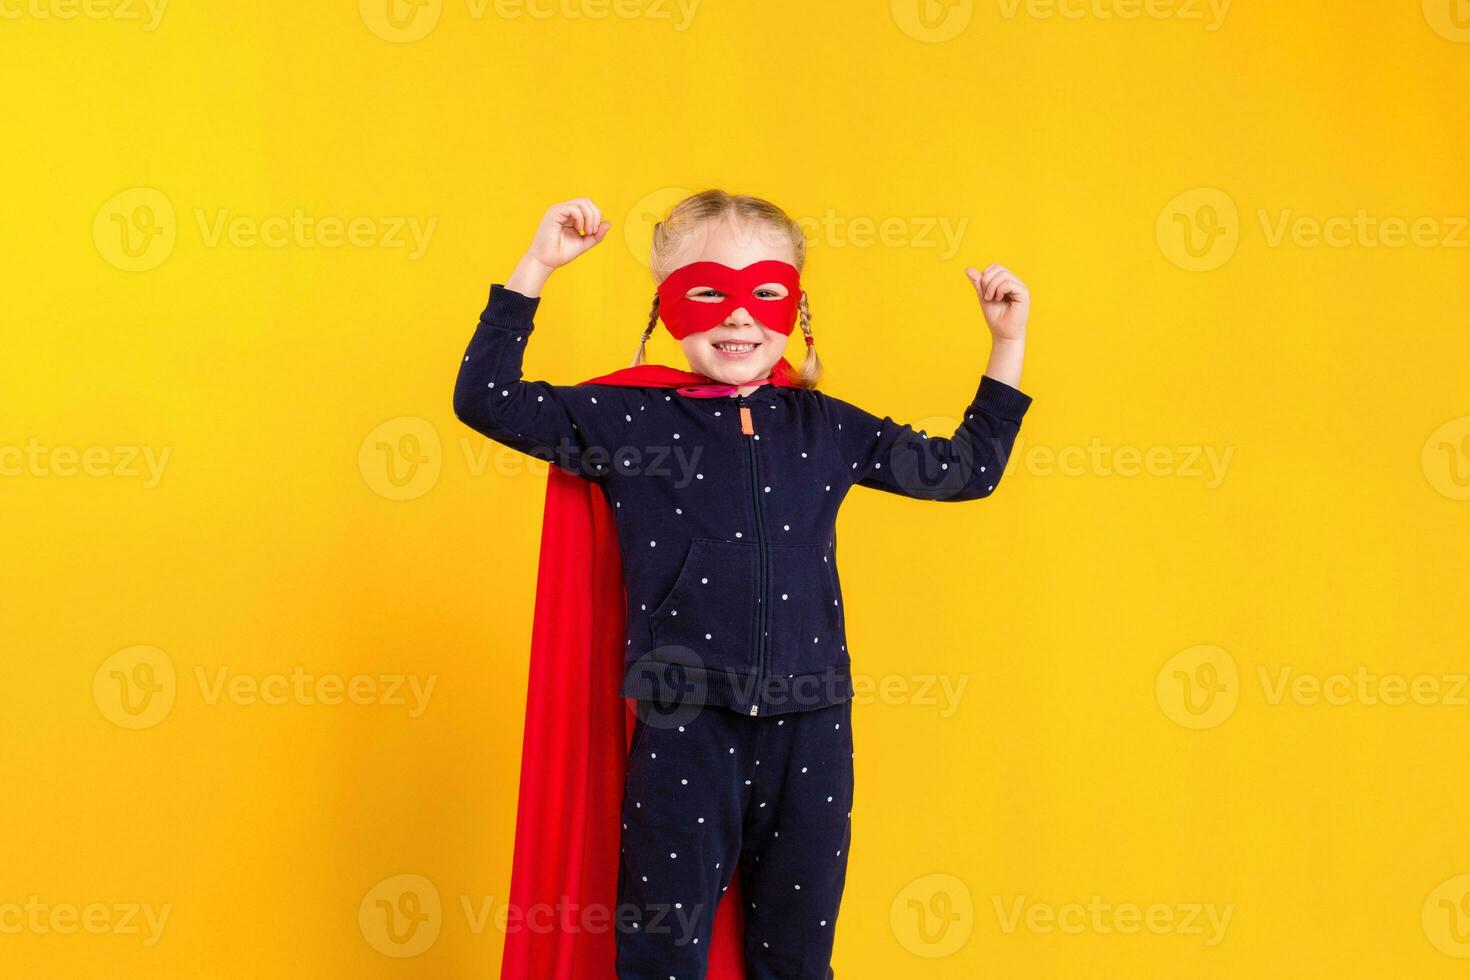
[614,698,854,979]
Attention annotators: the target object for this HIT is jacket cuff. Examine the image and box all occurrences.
[482,283,541,329]
[972,375,1033,422]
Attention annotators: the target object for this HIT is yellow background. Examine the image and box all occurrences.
[4,0,1469,976]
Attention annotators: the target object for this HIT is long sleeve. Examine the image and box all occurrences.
[820,375,1033,501]
[452,284,638,480]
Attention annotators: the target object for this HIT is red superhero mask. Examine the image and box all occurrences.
[657,260,803,340]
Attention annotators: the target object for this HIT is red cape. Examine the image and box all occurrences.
[499,362,801,979]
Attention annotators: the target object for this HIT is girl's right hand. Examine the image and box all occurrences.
[524,198,612,272]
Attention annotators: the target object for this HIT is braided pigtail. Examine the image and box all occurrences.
[631,291,660,367]
[795,292,822,388]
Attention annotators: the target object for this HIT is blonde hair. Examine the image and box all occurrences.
[631,189,822,389]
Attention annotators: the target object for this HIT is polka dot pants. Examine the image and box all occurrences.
[615,698,854,980]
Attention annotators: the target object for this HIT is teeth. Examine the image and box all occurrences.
[715,342,756,353]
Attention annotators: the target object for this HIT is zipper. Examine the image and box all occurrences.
[738,395,767,716]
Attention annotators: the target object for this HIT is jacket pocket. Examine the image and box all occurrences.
[648,538,758,675]
[627,714,653,760]
[766,542,844,678]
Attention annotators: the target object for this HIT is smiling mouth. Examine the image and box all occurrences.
[712,340,761,358]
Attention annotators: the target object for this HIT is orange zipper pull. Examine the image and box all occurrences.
[739,405,755,436]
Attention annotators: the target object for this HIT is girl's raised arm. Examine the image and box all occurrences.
[452,199,638,479]
[821,263,1033,501]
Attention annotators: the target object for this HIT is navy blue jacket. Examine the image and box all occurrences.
[453,284,1033,716]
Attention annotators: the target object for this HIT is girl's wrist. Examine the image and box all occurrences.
[984,335,1026,388]
[506,253,555,297]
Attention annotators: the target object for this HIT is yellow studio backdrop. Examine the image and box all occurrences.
[2,1,1468,977]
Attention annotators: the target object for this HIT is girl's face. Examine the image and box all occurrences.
[669,216,797,386]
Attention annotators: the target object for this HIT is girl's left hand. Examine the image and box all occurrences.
[967,263,1029,342]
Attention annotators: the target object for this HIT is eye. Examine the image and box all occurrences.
[685,287,725,303]
[754,282,789,300]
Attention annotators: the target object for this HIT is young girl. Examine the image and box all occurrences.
[454,191,1032,979]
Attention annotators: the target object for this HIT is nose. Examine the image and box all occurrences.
[723,306,756,328]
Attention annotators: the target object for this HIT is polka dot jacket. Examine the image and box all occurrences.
[453,285,1034,717]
